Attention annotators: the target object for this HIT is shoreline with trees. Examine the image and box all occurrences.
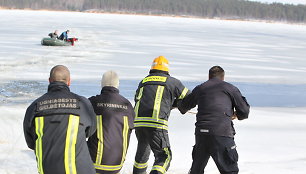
[1,0,306,24]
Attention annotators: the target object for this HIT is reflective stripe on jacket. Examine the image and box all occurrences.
[23,82,97,174]
[87,86,135,174]
[134,70,189,130]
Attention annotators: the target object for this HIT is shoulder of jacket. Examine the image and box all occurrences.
[125,98,134,107]
[223,81,240,91]
[190,83,204,93]
[71,92,90,103]
[166,75,182,83]
[33,92,51,103]
[88,95,98,102]
[115,94,132,106]
[27,97,41,109]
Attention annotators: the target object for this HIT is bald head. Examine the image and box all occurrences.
[49,65,71,85]
[209,66,225,80]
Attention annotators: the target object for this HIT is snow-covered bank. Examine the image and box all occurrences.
[1,105,306,174]
[0,105,36,174]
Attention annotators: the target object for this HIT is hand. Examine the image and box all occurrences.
[231,112,238,120]
[187,111,197,115]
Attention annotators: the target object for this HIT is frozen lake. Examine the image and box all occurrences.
[0,10,306,174]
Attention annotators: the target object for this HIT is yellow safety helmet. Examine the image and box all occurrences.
[151,56,169,72]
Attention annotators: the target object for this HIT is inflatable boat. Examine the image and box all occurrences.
[41,38,78,46]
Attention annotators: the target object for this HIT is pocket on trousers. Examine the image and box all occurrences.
[224,145,239,164]
[159,131,170,148]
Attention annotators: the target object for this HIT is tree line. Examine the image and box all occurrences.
[1,0,306,23]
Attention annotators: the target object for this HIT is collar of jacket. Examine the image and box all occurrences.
[209,77,223,82]
[149,69,170,76]
[48,81,70,92]
[101,86,119,94]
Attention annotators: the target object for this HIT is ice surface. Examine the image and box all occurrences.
[1,10,306,84]
[0,10,306,174]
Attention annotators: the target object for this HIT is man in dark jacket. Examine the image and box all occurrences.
[59,30,69,41]
[48,30,59,39]
[178,66,250,174]
[23,65,97,174]
[87,70,135,174]
[133,56,190,174]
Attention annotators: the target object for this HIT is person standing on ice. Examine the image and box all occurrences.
[133,56,190,174]
[178,66,250,174]
[23,65,97,174]
[87,70,135,174]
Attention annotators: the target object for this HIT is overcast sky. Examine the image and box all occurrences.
[248,0,306,5]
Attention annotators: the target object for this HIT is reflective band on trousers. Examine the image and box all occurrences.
[94,164,123,171]
[134,161,148,169]
[64,115,80,174]
[35,117,44,174]
[151,148,171,174]
[152,165,166,174]
[163,148,171,171]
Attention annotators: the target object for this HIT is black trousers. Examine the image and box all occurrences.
[189,135,239,174]
[133,128,172,174]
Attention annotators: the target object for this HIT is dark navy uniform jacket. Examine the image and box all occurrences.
[23,82,96,174]
[178,78,250,137]
[134,70,190,130]
[87,86,135,174]
[48,32,58,39]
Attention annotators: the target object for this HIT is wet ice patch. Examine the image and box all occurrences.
[0,81,46,105]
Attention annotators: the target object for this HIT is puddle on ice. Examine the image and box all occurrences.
[0,81,47,105]
[1,79,305,107]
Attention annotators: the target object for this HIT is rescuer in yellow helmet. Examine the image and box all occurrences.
[133,56,190,174]
[151,56,169,72]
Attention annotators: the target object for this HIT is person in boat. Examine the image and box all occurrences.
[59,30,70,41]
[48,30,59,39]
